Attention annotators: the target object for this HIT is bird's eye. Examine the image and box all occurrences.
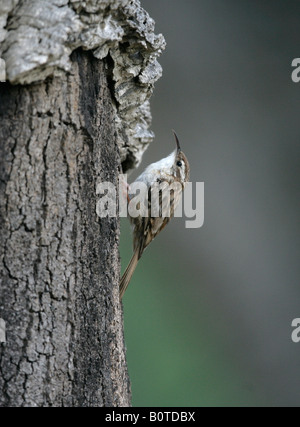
[177,161,182,167]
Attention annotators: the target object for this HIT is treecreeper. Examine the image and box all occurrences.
[120,131,190,298]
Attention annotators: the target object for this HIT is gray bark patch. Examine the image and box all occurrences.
[0,0,166,170]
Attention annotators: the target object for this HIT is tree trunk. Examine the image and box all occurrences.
[0,49,129,407]
[0,0,164,407]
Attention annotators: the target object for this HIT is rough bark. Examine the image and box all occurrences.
[0,0,164,407]
[0,0,165,170]
[0,48,132,407]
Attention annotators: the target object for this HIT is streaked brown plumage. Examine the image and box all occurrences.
[119,131,190,299]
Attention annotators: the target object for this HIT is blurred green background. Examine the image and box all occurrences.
[121,0,300,407]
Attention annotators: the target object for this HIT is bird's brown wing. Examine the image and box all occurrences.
[135,180,176,254]
[120,179,177,299]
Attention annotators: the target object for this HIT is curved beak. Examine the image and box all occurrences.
[172,130,181,153]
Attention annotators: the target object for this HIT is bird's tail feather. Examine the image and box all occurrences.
[119,247,139,299]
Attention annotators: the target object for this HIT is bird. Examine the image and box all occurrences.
[119,131,190,299]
